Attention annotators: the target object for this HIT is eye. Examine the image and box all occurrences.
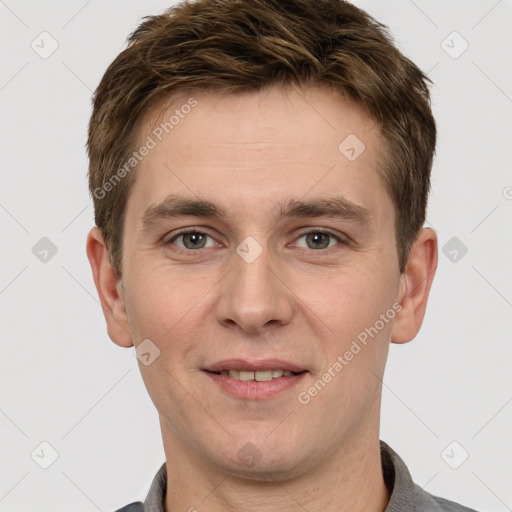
[164,228,347,253]
[165,230,216,250]
[294,230,346,250]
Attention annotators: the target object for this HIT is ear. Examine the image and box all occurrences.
[391,227,438,344]
[85,226,133,348]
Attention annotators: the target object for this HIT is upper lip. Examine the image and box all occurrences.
[204,358,307,373]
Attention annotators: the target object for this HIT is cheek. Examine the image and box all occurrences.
[312,264,387,337]
[123,263,207,345]
[304,261,396,392]
[124,267,207,411]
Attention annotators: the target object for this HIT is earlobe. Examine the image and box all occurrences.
[390,228,438,344]
[85,227,134,348]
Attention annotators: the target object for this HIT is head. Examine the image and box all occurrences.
[86,0,437,481]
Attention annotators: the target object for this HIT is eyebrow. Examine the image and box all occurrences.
[140,194,374,231]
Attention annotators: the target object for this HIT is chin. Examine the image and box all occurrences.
[223,457,311,483]
[209,438,313,482]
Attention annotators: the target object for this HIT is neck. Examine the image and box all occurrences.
[161,421,390,512]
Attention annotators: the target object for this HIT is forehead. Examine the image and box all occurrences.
[128,84,392,230]
[140,84,381,160]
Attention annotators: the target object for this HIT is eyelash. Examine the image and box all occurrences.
[164,228,347,253]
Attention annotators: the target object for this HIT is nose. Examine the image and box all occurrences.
[215,241,295,334]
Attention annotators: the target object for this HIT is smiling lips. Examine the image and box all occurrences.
[220,369,297,381]
[204,359,307,381]
[203,358,308,398]
[203,358,307,373]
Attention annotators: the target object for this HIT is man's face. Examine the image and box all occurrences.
[116,85,403,478]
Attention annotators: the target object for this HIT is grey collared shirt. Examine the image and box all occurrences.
[114,440,478,511]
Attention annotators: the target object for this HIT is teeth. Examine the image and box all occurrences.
[255,370,273,381]
[218,369,298,381]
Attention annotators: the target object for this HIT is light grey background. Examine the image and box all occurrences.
[1,1,511,511]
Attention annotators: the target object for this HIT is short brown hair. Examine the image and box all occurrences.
[87,0,436,277]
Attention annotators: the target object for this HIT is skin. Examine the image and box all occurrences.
[87,84,438,512]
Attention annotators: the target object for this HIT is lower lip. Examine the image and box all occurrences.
[203,371,307,400]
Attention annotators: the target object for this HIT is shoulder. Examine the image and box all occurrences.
[380,440,479,512]
[413,483,480,512]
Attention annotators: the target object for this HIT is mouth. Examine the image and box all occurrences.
[205,369,306,381]
[203,358,307,377]
[202,359,308,399]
